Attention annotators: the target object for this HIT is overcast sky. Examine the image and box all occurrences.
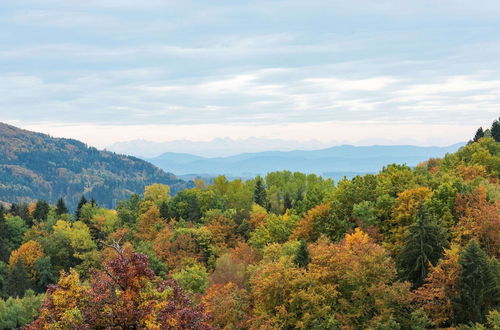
[1,0,500,148]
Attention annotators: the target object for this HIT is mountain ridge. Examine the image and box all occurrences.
[0,122,190,208]
[146,143,465,180]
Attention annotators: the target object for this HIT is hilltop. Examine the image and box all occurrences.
[0,123,189,208]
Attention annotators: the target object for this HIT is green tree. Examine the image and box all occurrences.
[254,176,268,208]
[453,240,500,325]
[7,260,33,298]
[55,198,68,216]
[0,262,7,298]
[492,118,500,142]
[34,257,56,293]
[473,127,485,143]
[294,240,310,268]
[0,207,10,262]
[75,195,88,219]
[32,200,49,222]
[172,264,209,294]
[397,206,447,288]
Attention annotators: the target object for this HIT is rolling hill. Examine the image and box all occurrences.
[147,144,465,181]
[0,123,190,208]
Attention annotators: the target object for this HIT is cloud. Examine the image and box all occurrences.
[1,0,499,146]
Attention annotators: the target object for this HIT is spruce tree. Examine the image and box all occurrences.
[492,118,500,142]
[159,201,171,220]
[75,195,88,220]
[254,176,267,207]
[7,260,32,298]
[32,200,49,222]
[55,198,68,216]
[0,207,9,263]
[283,191,293,212]
[453,240,499,325]
[397,206,447,288]
[473,127,484,142]
[294,240,310,268]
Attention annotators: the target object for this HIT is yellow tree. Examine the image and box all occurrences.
[137,204,164,241]
[309,229,413,328]
[386,187,432,253]
[8,240,45,279]
[144,183,170,206]
[250,257,338,329]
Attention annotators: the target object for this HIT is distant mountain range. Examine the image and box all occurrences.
[107,138,339,158]
[0,123,190,209]
[146,144,465,181]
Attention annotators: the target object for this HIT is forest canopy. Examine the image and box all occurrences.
[1,120,499,329]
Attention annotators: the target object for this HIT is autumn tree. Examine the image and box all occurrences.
[309,229,413,328]
[454,186,500,258]
[202,282,250,329]
[414,245,461,327]
[250,257,339,329]
[28,248,212,329]
[136,203,164,241]
[144,183,170,206]
[8,240,45,280]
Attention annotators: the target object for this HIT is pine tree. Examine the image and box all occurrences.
[90,197,98,207]
[254,176,267,207]
[0,206,8,262]
[453,240,499,325]
[492,118,500,142]
[473,127,484,142]
[294,240,310,268]
[55,198,68,216]
[33,200,49,222]
[397,206,447,288]
[159,201,171,220]
[283,192,293,212]
[75,195,88,220]
[7,260,33,298]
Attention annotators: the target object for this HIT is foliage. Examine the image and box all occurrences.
[453,240,500,325]
[397,206,447,288]
[0,123,498,328]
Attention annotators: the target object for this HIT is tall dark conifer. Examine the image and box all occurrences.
[75,195,88,220]
[294,240,310,268]
[397,206,447,288]
[473,127,484,142]
[56,198,68,216]
[7,260,32,298]
[283,192,293,212]
[453,240,500,325]
[254,176,267,207]
[0,206,9,262]
[491,118,500,142]
[33,200,50,222]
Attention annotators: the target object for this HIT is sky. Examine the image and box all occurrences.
[1,0,500,149]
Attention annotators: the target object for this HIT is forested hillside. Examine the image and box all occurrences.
[0,120,499,329]
[0,123,189,209]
